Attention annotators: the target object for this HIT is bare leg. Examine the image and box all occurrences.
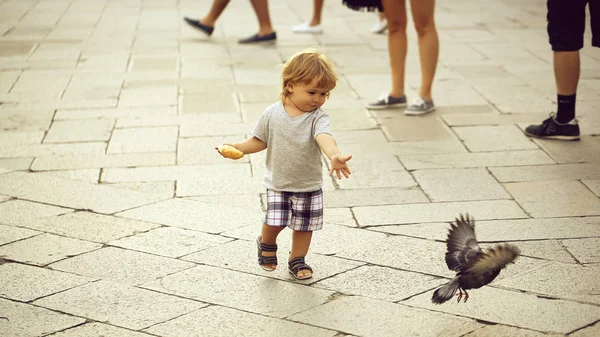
[290,230,313,278]
[554,51,580,95]
[378,11,385,22]
[410,0,438,101]
[200,0,230,26]
[259,224,286,270]
[463,289,469,303]
[250,0,275,36]
[382,0,408,98]
[310,0,324,26]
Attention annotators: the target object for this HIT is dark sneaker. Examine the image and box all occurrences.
[238,32,277,44]
[405,97,435,115]
[524,114,580,141]
[367,93,407,110]
[183,17,214,36]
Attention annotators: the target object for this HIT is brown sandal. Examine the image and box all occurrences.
[256,236,277,271]
[288,257,313,280]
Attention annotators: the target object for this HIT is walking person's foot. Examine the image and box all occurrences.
[183,17,214,36]
[405,97,435,115]
[292,22,323,34]
[239,31,277,44]
[371,18,387,34]
[524,113,580,140]
[366,92,407,110]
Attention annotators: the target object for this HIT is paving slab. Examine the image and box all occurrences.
[0,131,44,145]
[463,325,563,337]
[490,163,600,182]
[0,298,85,337]
[104,181,175,198]
[141,265,335,318]
[0,223,41,246]
[353,200,527,226]
[288,295,480,337]
[453,125,538,151]
[505,180,600,217]
[101,163,250,183]
[442,113,550,126]
[0,233,101,266]
[0,171,169,214]
[186,194,262,211]
[400,150,555,170]
[0,199,72,226]
[145,305,338,337]
[50,246,195,285]
[313,265,446,302]
[0,262,95,302]
[32,152,176,171]
[0,157,33,170]
[413,168,510,201]
[570,321,600,337]
[497,262,600,305]
[117,198,262,234]
[562,238,600,264]
[44,119,114,143]
[49,322,156,337]
[21,211,160,243]
[110,226,232,258]
[55,106,177,120]
[107,126,178,154]
[583,179,600,197]
[43,168,100,183]
[0,142,107,158]
[34,280,206,330]
[403,286,600,334]
[335,155,417,190]
[531,136,600,164]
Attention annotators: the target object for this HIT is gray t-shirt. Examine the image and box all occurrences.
[252,101,331,192]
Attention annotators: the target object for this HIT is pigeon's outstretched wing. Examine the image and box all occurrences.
[464,244,520,275]
[445,214,482,271]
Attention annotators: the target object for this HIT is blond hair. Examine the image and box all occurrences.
[280,50,337,102]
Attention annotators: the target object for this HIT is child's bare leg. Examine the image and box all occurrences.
[260,223,285,270]
[290,230,313,278]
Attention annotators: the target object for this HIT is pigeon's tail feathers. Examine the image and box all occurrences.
[466,244,521,275]
[431,277,461,304]
[445,213,481,271]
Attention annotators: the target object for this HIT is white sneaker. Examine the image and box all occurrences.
[292,22,323,34]
[371,19,387,34]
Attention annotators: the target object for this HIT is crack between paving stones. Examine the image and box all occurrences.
[566,318,600,335]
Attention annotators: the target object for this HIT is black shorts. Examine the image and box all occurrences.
[547,0,600,51]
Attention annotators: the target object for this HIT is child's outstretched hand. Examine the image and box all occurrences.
[329,154,352,179]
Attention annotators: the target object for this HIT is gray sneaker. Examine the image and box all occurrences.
[405,97,434,115]
[367,93,407,110]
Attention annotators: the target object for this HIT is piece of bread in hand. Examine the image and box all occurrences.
[218,144,244,159]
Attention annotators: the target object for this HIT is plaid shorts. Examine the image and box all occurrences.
[264,189,323,231]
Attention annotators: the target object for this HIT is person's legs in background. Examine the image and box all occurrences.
[405,0,438,115]
[366,0,409,110]
[184,0,276,44]
[525,0,585,140]
[249,0,276,37]
[183,0,230,36]
[293,0,324,34]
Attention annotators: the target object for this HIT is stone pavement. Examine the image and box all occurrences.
[1,0,599,336]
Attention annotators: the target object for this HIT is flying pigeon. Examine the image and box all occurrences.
[432,214,520,304]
